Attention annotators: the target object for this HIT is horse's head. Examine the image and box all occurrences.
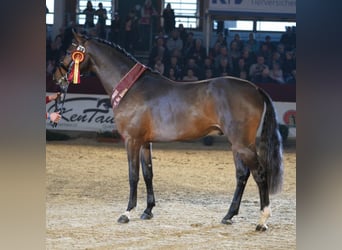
[53,30,91,88]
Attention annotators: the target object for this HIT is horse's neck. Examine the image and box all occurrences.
[89,45,135,95]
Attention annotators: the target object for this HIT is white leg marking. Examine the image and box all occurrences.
[258,205,272,227]
[122,208,136,219]
[123,211,131,220]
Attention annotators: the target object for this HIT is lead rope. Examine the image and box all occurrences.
[51,85,68,128]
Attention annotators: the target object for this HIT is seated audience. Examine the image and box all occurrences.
[269,62,285,84]
[182,68,198,81]
[249,55,269,83]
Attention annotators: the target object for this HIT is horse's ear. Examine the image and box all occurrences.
[72,29,85,44]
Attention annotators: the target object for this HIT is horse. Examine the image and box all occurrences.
[53,31,283,231]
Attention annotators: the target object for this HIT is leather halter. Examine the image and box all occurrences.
[56,44,85,86]
[52,44,85,127]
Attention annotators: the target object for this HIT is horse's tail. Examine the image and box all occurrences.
[258,88,284,195]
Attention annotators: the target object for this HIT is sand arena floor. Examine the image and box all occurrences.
[46,136,296,249]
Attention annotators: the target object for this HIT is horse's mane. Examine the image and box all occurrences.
[82,34,159,75]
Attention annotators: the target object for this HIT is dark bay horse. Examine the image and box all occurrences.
[53,31,283,231]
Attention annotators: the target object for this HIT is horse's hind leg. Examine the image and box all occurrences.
[221,148,250,225]
[251,165,271,231]
[140,142,155,220]
[117,138,141,223]
[222,143,271,230]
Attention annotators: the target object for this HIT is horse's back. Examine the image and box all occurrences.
[116,74,265,143]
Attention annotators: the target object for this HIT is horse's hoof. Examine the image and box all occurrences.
[256,224,268,231]
[140,212,153,220]
[117,214,129,223]
[221,218,233,225]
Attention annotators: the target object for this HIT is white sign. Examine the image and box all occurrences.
[46,93,116,132]
[274,102,296,138]
[209,0,296,15]
[46,93,296,138]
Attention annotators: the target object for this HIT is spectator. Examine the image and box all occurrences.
[241,47,256,71]
[139,0,158,51]
[46,59,56,76]
[289,69,296,84]
[239,70,248,80]
[182,68,198,81]
[204,68,214,79]
[269,62,285,84]
[249,55,269,83]
[258,68,273,84]
[282,50,296,83]
[215,57,232,77]
[216,20,224,34]
[148,37,170,68]
[166,56,183,80]
[208,41,222,60]
[186,38,207,67]
[167,67,177,81]
[154,30,168,41]
[215,32,227,47]
[280,26,296,51]
[290,26,296,50]
[230,33,243,52]
[178,23,188,45]
[154,57,165,75]
[245,32,258,54]
[83,1,95,32]
[263,35,276,54]
[166,29,183,53]
[123,9,138,53]
[230,41,242,71]
[169,48,184,66]
[95,2,107,39]
[258,43,272,67]
[162,3,175,35]
[214,45,232,69]
[110,12,122,45]
[203,56,215,73]
[182,31,195,56]
[232,57,249,79]
[183,57,201,79]
[276,43,286,63]
[271,51,283,68]
[46,93,62,124]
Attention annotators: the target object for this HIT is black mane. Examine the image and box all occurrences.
[93,37,140,64]
[83,34,158,74]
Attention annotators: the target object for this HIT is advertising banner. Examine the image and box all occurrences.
[209,0,296,15]
[46,93,296,138]
[46,93,116,132]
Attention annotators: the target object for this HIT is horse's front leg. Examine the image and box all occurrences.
[117,138,141,223]
[140,142,155,220]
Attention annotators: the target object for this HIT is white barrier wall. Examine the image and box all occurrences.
[46,93,296,138]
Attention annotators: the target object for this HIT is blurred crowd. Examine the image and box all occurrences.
[46,1,296,85]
